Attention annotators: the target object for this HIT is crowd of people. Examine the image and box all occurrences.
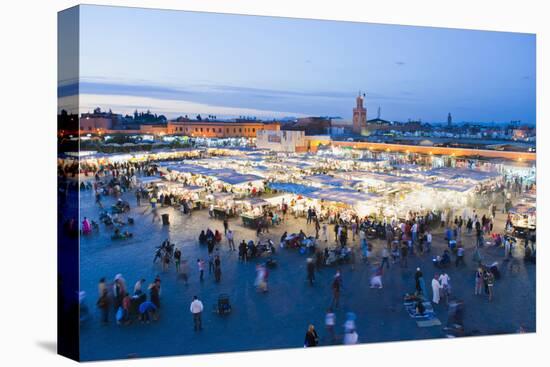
[70,160,535,348]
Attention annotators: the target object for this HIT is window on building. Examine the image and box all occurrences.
[239,128,242,133]
[252,128,256,132]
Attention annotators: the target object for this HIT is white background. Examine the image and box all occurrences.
[0,0,547,366]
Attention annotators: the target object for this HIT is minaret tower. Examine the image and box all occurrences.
[353,91,367,134]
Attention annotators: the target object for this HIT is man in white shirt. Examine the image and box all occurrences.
[226,229,235,251]
[190,296,204,331]
[411,223,418,244]
[439,272,451,304]
[426,231,432,253]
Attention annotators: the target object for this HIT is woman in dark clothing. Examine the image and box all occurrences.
[149,279,161,309]
[96,289,110,324]
[304,324,319,347]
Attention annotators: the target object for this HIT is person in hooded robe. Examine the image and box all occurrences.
[432,274,441,304]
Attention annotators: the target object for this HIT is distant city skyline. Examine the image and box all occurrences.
[58,5,536,124]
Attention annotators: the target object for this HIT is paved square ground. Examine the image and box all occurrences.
[77,187,535,361]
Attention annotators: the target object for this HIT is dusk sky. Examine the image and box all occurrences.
[58,5,536,123]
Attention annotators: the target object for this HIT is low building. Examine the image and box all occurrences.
[166,120,280,138]
[256,130,307,152]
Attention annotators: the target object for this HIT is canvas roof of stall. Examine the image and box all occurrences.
[237,197,269,206]
[423,168,500,182]
[344,171,407,184]
[305,188,377,206]
[425,181,476,192]
[304,174,360,187]
[215,171,264,185]
[269,161,313,170]
[165,163,263,185]
[182,185,204,191]
[314,155,382,164]
[268,182,319,195]
[139,176,164,184]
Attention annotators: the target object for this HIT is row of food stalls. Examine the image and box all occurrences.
[141,162,270,225]
[145,149,527,227]
[68,145,535,231]
[58,147,264,175]
[263,166,510,222]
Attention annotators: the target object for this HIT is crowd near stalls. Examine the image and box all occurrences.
[59,145,536,236]
[64,142,536,347]
[57,147,256,179]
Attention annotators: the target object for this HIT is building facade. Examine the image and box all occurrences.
[166,121,280,138]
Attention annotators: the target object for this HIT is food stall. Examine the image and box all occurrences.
[238,197,269,228]
[206,192,236,219]
[509,203,536,238]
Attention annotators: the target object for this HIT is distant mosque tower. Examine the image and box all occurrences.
[377,106,381,119]
[447,112,452,126]
[353,91,367,134]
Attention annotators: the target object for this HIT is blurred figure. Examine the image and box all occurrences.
[325,309,336,343]
[304,324,319,347]
[343,329,359,345]
[331,270,343,309]
[306,258,315,286]
[370,266,383,289]
[255,264,268,292]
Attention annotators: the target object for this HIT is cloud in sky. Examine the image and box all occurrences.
[58,79,423,120]
[63,93,309,119]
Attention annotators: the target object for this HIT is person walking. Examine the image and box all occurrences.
[174,248,181,273]
[325,309,336,343]
[331,271,342,309]
[415,268,423,294]
[381,246,390,269]
[135,189,141,206]
[439,272,451,304]
[425,231,432,253]
[96,289,110,324]
[179,260,189,285]
[223,218,229,235]
[304,324,319,347]
[214,255,221,282]
[190,296,204,331]
[485,271,495,301]
[455,245,465,267]
[400,243,408,268]
[474,267,483,295]
[306,258,315,286]
[432,274,441,304]
[197,259,205,282]
[208,253,214,274]
[226,229,236,251]
[239,240,248,262]
[315,219,321,239]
